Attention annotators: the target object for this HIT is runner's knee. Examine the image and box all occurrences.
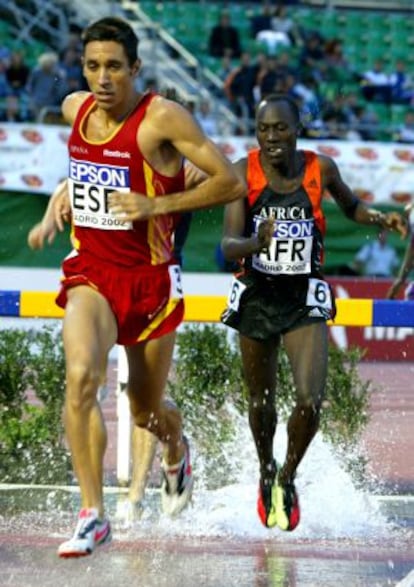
[65,362,101,409]
[130,404,158,431]
[295,395,323,415]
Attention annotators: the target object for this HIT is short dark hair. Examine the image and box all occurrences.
[82,17,139,66]
[257,93,301,124]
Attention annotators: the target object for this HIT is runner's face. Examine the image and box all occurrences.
[256,102,298,165]
[82,41,138,110]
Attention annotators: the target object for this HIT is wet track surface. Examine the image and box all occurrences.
[1,361,414,587]
[1,486,413,587]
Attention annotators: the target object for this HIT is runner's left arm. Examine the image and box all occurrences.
[320,155,407,238]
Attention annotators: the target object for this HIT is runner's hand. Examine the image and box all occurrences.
[54,191,71,231]
[28,219,57,249]
[108,191,155,221]
[380,212,408,239]
[257,217,275,251]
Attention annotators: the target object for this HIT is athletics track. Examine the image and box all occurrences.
[1,360,413,587]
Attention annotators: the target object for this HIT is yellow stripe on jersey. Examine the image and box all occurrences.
[143,161,173,265]
[70,224,80,251]
[136,297,182,342]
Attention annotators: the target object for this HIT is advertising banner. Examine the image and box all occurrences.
[0,124,69,194]
[0,122,413,206]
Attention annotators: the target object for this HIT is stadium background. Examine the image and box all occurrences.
[0,0,413,362]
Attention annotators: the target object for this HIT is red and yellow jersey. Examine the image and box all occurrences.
[67,93,185,267]
[244,148,326,276]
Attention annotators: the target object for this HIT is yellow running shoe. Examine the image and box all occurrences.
[274,479,300,532]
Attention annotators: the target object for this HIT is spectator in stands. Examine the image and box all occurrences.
[360,59,392,103]
[393,110,414,143]
[323,38,356,83]
[285,72,321,116]
[26,51,68,121]
[354,104,381,141]
[251,3,302,55]
[269,4,303,47]
[3,94,25,122]
[255,27,291,57]
[65,28,83,56]
[195,98,218,136]
[0,59,20,122]
[250,2,273,39]
[0,59,10,100]
[208,11,242,59]
[0,43,11,66]
[257,54,285,98]
[252,51,269,98]
[352,228,400,277]
[5,50,30,96]
[215,54,234,83]
[389,59,414,105]
[59,47,85,94]
[224,52,257,128]
[298,32,326,83]
[318,94,362,140]
[2,50,31,122]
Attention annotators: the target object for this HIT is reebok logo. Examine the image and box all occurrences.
[103,149,131,159]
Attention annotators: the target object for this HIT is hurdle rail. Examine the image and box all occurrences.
[1,290,413,484]
[1,290,414,326]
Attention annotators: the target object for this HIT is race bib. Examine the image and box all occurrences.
[169,265,184,299]
[226,276,247,311]
[306,278,332,310]
[69,159,132,230]
[252,217,314,275]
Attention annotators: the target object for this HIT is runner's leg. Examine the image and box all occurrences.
[280,321,328,484]
[239,334,279,483]
[63,286,118,515]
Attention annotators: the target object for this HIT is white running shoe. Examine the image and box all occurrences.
[58,507,112,558]
[161,436,193,517]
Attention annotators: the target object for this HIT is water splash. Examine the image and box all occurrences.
[1,411,411,550]
[113,415,405,545]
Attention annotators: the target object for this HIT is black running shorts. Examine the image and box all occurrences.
[221,271,335,341]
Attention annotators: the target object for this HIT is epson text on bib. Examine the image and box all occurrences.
[252,216,314,275]
[69,158,132,230]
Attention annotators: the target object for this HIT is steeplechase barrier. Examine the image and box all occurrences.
[1,290,413,484]
[1,290,414,326]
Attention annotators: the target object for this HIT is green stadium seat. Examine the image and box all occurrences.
[140,2,162,20]
[292,8,322,32]
[367,102,391,123]
[0,20,10,43]
[391,104,409,126]
[319,81,339,101]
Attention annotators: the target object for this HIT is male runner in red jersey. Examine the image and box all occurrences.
[29,16,244,557]
[28,175,198,525]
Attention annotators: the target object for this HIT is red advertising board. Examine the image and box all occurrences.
[327,277,414,361]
